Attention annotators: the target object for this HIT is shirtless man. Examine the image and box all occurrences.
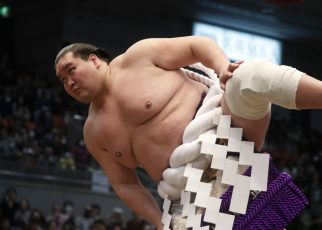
[54,36,322,229]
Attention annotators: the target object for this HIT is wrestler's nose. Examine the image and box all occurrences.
[67,78,75,87]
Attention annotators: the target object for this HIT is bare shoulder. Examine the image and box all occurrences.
[82,114,110,160]
[124,36,189,54]
[83,115,101,154]
[128,36,206,47]
[83,116,114,166]
[120,38,160,67]
[121,36,211,70]
[127,36,211,51]
[122,37,186,62]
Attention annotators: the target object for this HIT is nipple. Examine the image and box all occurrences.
[145,101,152,109]
[115,151,122,158]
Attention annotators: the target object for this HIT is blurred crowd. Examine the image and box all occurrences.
[0,187,154,230]
[0,48,322,229]
[264,117,322,229]
[0,49,95,173]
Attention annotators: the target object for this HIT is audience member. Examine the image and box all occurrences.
[62,200,76,229]
[91,203,102,222]
[27,209,46,230]
[106,207,125,229]
[59,151,76,171]
[13,198,31,228]
[46,203,69,230]
[75,206,94,230]
[0,187,18,223]
[72,139,91,170]
[91,219,108,230]
[125,212,148,230]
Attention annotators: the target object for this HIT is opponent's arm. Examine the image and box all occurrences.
[221,59,322,151]
[296,74,322,109]
[123,36,231,76]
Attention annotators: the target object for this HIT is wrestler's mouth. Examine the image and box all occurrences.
[72,87,81,94]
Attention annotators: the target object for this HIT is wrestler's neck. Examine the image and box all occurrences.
[90,64,115,111]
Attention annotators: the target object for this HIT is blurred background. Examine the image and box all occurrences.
[0,0,322,229]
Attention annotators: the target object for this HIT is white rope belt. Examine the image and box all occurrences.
[158,63,270,230]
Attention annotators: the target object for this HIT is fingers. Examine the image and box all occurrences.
[234,60,244,65]
[219,71,233,90]
[228,62,243,72]
[219,61,244,90]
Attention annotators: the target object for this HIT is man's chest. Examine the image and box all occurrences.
[112,69,187,124]
[86,113,139,168]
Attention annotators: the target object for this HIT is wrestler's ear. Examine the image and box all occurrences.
[88,54,101,69]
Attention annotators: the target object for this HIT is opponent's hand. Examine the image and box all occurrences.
[219,60,243,90]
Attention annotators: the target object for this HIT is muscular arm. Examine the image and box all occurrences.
[101,157,162,228]
[123,36,230,75]
[84,136,162,228]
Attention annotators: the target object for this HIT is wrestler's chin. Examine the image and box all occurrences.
[71,94,92,104]
[78,98,92,104]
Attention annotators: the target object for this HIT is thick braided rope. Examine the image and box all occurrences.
[181,64,223,143]
[157,63,223,200]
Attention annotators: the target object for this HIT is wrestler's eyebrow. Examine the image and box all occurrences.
[62,63,73,72]
[56,63,73,79]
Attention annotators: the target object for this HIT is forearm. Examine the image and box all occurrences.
[296,74,322,109]
[115,183,162,228]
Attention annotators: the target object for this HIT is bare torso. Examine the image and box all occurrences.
[85,55,208,181]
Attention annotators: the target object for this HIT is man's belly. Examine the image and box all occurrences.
[132,87,208,181]
[132,121,186,181]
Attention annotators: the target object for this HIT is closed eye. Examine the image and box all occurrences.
[60,77,67,84]
[68,67,76,74]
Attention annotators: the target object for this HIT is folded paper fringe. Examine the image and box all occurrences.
[196,160,308,229]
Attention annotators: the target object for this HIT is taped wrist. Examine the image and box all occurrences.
[225,58,304,120]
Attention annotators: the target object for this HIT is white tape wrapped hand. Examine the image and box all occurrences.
[225,58,304,120]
